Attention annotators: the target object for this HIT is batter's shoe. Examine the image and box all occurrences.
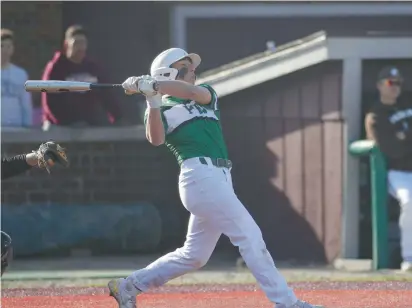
[108,278,139,308]
[290,300,324,308]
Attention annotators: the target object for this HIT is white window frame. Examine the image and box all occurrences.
[171,2,412,50]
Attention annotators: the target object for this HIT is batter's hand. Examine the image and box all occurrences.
[138,77,159,96]
[122,75,158,96]
[122,76,142,95]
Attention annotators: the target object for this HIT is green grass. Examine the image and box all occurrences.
[2,269,412,289]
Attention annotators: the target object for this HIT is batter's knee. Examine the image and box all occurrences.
[229,223,266,257]
[239,237,267,260]
[1,231,12,276]
[189,256,209,269]
[176,247,211,269]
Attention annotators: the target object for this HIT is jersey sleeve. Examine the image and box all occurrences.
[2,154,32,180]
[198,84,219,110]
[144,107,169,134]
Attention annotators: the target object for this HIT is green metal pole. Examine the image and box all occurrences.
[349,140,389,270]
[369,148,388,270]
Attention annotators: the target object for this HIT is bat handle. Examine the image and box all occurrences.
[89,83,123,89]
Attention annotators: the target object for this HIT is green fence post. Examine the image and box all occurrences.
[349,140,389,270]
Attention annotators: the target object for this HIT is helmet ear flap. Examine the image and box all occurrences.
[152,67,178,81]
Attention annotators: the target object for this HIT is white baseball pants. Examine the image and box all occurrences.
[129,157,298,307]
[388,170,412,261]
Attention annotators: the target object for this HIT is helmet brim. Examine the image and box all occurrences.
[176,53,201,69]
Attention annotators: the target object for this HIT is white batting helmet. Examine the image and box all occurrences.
[150,48,201,81]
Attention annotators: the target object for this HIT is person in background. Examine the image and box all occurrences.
[365,66,412,272]
[1,29,33,127]
[41,25,124,128]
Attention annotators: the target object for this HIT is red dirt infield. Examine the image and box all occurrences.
[3,283,412,308]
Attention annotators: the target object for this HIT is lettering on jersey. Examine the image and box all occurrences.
[389,108,412,124]
[184,104,208,114]
[163,101,218,134]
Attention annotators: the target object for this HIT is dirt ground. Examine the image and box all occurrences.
[3,282,412,308]
[3,256,412,307]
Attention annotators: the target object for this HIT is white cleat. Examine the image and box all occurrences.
[290,300,325,308]
[401,261,412,272]
[108,278,138,308]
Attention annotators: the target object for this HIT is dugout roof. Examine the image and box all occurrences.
[196,30,412,98]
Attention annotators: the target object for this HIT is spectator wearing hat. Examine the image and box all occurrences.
[1,29,33,127]
[365,66,412,271]
[41,25,124,129]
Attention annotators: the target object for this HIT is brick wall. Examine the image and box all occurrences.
[1,140,179,204]
[1,140,188,249]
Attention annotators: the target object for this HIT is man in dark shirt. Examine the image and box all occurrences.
[41,25,123,128]
[365,66,412,271]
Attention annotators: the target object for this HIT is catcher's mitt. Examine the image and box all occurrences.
[34,141,69,173]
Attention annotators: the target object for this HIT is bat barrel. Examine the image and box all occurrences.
[24,80,92,92]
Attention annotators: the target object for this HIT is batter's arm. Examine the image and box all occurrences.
[144,93,166,146]
[156,80,212,105]
[145,108,165,146]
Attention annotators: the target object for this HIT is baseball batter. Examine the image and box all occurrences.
[108,48,323,308]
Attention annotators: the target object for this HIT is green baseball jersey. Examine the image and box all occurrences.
[144,84,229,165]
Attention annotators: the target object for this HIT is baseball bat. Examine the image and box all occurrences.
[24,80,123,93]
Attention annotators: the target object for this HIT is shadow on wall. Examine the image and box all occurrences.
[226,120,327,264]
[215,62,345,264]
[215,119,327,263]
